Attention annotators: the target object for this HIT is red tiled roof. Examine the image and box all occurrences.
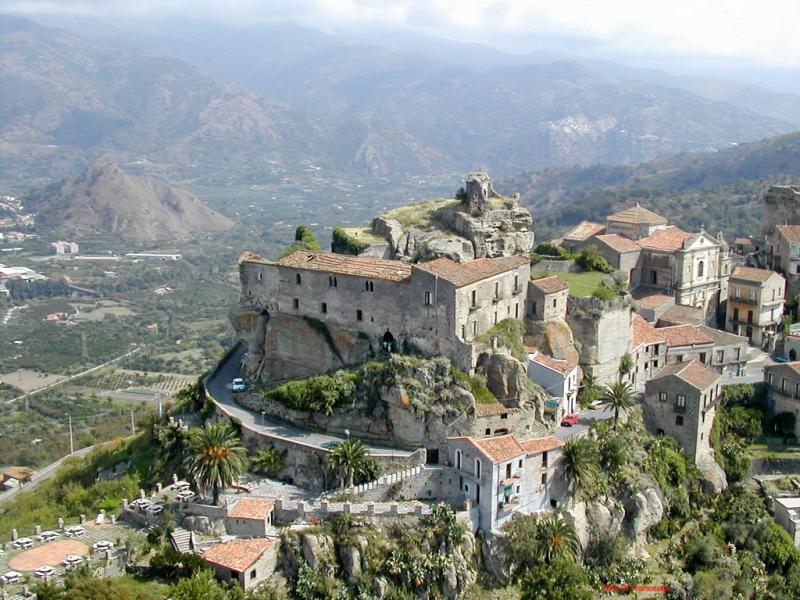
[563,221,606,241]
[638,226,691,252]
[631,315,666,349]
[449,434,526,464]
[474,402,514,417]
[657,304,705,327]
[202,538,274,572]
[530,275,569,294]
[657,324,714,348]
[651,359,720,390]
[521,436,564,455]
[607,204,667,225]
[777,225,800,244]
[730,266,780,284]
[243,251,413,282]
[634,293,673,310]
[530,351,574,375]
[414,255,529,287]
[595,234,641,253]
[228,497,275,520]
[0,467,34,482]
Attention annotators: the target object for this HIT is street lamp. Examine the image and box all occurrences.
[260,410,265,426]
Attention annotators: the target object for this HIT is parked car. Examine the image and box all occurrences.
[62,555,85,569]
[37,531,59,543]
[34,565,56,580]
[10,537,33,550]
[560,413,580,427]
[64,525,85,537]
[93,540,114,552]
[232,378,246,393]
[0,571,22,585]
[176,490,195,502]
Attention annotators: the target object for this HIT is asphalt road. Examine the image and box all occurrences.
[206,346,414,457]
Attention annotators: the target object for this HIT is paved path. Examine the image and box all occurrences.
[206,346,414,458]
[553,403,620,442]
[3,346,143,406]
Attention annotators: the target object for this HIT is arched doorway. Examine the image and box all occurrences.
[382,331,395,353]
[791,349,797,361]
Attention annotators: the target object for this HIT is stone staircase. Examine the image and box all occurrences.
[170,527,194,553]
[317,465,427,500]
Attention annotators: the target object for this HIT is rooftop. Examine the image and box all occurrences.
[638,226,692,252]
[777,225,800,245]
[563,220,606,241]
[530,274,569,294]
[227,497,275,520]
[474,402,513,418]
[696,325,748,346]
[730,265,781,284]
[650,359,720,390]
[633,293,674,310]
[764,362,800,378]
[414,255,529,288]
[247,251,413,282]
[594,233,642,254]
[657,324,714,348]
[529,350,575,375]
[631,315,666,349]
[607,204,668,225]
[450,434,526,464]
[657,304,706,327]
[520,436,564,455]
[202,538,274,572]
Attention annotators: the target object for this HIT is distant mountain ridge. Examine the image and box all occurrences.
[0,14,796,191]
[24,163,234,241]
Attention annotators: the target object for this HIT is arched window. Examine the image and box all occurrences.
[296,273,302,285]
[475,458,482,479]
[697,260,704,277]
[455,450,462,470]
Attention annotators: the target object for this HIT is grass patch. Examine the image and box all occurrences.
[477,318,527,361]
[552,271,607,297]
[451,368,497,405]
[382,198,458,229]
[339,227,386,245]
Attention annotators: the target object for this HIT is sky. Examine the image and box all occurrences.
[3,0,800,69]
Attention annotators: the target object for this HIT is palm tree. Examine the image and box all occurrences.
[618,352,634,382]
[604,379,636,430]
[251,447,284,477]
[578,371,602,408]
[561,437,598,502]
[326,438,374,488]
[533,513,582,564]
[183,423,248,505]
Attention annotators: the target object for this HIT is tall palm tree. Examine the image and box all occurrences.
[578,371,602,408]
[533,513,582,564]
[561,437,598,502]
[326,438,373,488]
[183,423,248,505]
[604,379,636,430]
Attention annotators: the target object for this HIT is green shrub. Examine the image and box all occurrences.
[476,318,527,361]
[533,242,572,259]
[331,227,369,255]
[575,246,612,273]
[450,368,497,405]
[591,282,617,301]
[294,225,321,251]
[454,187,468,201]
[266,371,359,415]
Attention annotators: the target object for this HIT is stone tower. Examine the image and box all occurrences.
[464,172,499,215]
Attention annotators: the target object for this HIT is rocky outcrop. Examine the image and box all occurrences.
[301,533,335,573]
[525,319,581,365]
[623,487,665,541]
[477,350,546,421]
[481,532,513,582]
[697,454,728,494]
[566,499,625,549]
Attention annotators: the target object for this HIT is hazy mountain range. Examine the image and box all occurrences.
[1,14,798,192]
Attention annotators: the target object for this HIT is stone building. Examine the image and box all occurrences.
[225,497,275,538]
[764,185,800,259]
[560,221,606,254]
[770,225,800,299]
[233,250,530,381]
[202,538,279,591]
[764,362,800,437]
[725,266,785,347]
[658,324,715,366]
[695,326,749,377]
[773,497,800,547]
[575,234,641,283]
[643,360,721,463]
[527,350,578,414]
[605,204,667,240]
[528,275,569,322]
[629,315,667,393]
[465,171,501,215]
[633,292,675,323]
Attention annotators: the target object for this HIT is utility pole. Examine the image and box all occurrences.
[68,414,74,455]
[130,410,135,435]
[157,393,163,419]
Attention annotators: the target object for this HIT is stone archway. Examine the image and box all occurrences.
[382,330,396,353]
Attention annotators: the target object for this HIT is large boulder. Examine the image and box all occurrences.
[301,533,335,572]
[338,545,362,586]
[697,454,728,494]
[418,235,475,263]
[481,532,513,582]
[623,488,665,540]
[479,351,529,407]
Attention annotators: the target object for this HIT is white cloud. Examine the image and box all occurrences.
[3,0,800,67]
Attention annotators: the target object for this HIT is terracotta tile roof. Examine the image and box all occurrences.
[638,226,691,252]
[657,304,705,327]
[413,255,529,287]
[0,467,34,481]
[651,359,720,390]
[530,275,569,294]
[474,402,514,417]
[530,351,574,375]
[658,324,714,348]
[765,362,800,379]
[634,293,674,310]
[696,325,747,346]
[730,266,780,284]
[631,315,666,349]
[594,234,641,253]
[521,436,564,455]
[777,225,800,244]
[735,237,756,246]
[202,538,274,572]
[246,251,413,282]
[228,497,275,520]
[563,220,606,241]
[449,434,526,464]
[607,204,667,225]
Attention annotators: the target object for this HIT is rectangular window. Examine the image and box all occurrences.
[518,459,523,468]
[653,345,660,356]
[515,303,519,319]
[676,394,686,408]
[541,473,547,485]
[716,350,724,363]
[531,301,537,316]
[357,309,363,321]
[795,383,800,399]
[650,270,657,284]
[494,311,498,325]
[329,276,337,287]
[250,569,257,579]
[365,280,374,292]
[424,291,432,305]
[782,377,788,393]
[321,302,327,314]
[658,392,668,402]
[676,355,684,363]
[749,289,755,302]
[293,298,299,309]
[699,352,707,363]
[542,452,548,468]
[514,274,519,290]
[494,281,500,299]
[675,415,684,426]
[471,290,477,307]
[736,348,741,360]
[735,287,740,299]
[472,321,478,336]
[461,325,466,339]
[768,373,774,386]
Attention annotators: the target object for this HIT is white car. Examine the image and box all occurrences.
[10,537,33,550]
[176,490,195,502]
[34,565,56,579]
[232,378,246,393]
[62,555,85,569]
[64,525,85,537]
[93,540,114,552]
[37,531,60,543]
[0,571,22,585]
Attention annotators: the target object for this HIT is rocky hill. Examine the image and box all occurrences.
[23,163,234,241]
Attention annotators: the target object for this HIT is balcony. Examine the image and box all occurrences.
[469,303,481,312]
[728,316,756,326]
[492,294,504,304]
[512,286,524,295]
[674,404,687,414]
[730,296,759,306]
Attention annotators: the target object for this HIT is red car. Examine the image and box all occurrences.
[561,413,579,427]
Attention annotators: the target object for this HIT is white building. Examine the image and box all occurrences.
[774,497,800,548]
[527,350,579,414]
